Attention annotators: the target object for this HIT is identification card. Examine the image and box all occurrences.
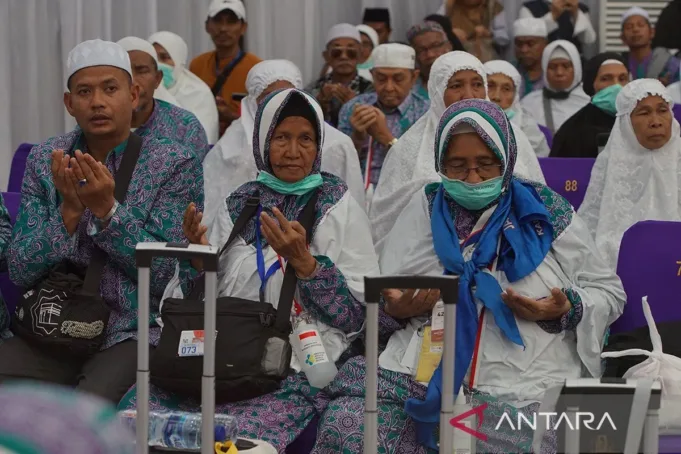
[178,330,217,357]
[431,300,444,343]
[415,326,443,383]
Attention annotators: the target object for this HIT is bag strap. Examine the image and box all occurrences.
[212,50,246,97]
[543,94,556,133]
[82,133,143,295]
[273,191,319,332]
[188,194,261,300]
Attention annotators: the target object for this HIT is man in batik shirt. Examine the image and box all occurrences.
[0,39,202,403]
[118,37,210,160]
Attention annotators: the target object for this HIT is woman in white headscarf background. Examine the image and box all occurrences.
[203,59,365,230]
[149,31,220,144]
[369,51,545,253]
[521,40,590,133]
[484,60,551,157]
[356,25,379,82]
[579,79,681,269]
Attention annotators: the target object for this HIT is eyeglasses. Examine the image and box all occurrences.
[442,163,503,179]
[414,41,447,57]
[329,47,359,60]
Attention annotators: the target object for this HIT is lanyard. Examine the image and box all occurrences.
[364,137,374,190]
[255,207,281,303]
[214,49,245,79]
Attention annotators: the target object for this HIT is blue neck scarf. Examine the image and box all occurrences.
[404,181,554,449]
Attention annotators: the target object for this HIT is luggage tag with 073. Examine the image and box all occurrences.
[178,330,218,357]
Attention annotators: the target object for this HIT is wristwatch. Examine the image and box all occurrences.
[96,201,119,223]
[387,138,398,148]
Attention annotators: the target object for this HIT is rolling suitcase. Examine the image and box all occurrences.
[136,242,221,454]
[363,275,460,453]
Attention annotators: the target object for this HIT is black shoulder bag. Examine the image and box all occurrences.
[211,51,247,97]
[12,133,143,357]
[151,191,319,403]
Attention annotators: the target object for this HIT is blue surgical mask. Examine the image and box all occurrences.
[439,173,503,211]
[504,108,516,121]
[158,63,176,89]
[256,171,323,196]
[591,84,622,116]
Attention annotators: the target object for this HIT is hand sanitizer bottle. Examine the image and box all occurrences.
[291,312,337,389]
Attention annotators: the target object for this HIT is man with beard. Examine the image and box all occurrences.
[190,0,261,134]
[117,37,210,160]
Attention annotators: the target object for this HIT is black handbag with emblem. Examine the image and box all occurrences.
[11,133,142,357]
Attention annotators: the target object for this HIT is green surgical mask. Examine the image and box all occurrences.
[256,171,323,196]
[158,63,176,89]
[439,173,503,210]
[504,108,516,121]
[591,84,622,116]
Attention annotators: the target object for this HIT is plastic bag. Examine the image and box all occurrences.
[601,296,681,432]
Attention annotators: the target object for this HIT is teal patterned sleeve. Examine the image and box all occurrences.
[89,155,204,297]
[297,255,364,334]
[7,149,77,288]
[0,193,12,271]
[185,115,210,161]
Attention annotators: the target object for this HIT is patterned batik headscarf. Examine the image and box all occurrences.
[226,88,347,245]
[0,383,134,454]
[406,98,555,449]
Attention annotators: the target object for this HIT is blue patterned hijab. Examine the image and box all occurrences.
[226,88,347,245]
[405,99,555,449]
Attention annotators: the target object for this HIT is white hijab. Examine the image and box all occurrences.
[369,51,545,251]
[520,40,590,132]
[578,79,681,269]
[203,59,365,229]
[484,60,551,157]
[149,31,220,144]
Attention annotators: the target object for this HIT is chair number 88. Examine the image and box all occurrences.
[564,180,578,192]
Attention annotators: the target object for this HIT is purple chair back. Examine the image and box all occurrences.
[538,157,595,209]
[611,221,681,334]
[0,192,21,316]
[8,143,33,193]
[538,124,553,148]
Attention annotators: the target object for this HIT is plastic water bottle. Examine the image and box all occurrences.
[291,311,338,389]
[452,391,477,454]
[119,410,238,449]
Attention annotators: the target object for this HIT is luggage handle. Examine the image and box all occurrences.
[363,275,459,454]
[135,242,220,454]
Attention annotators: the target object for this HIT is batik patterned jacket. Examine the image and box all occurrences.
[7,129,203,349]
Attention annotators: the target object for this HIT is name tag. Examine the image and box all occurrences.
[178,330,217,357]
[415,326,443,383]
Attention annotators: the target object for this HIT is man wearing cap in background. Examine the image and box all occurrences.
[514,17,549,97]
[0,39,202,403]
[117,37,210,160]
[519,0,596,54]
[407,21,453,101]
[307,23,373,128]
[363,7,392,44]
[621,6,680,86]
[357,24,380,82]
[150,31,220,145]
[338,43,428,193]
[190,0,261,136]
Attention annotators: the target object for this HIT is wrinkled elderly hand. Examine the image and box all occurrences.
[382,288,441,319]
[260,207,317,278]
[502,287,571,322]
[183,203,209,246]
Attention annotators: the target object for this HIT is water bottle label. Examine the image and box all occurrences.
[178,330,217,357]
[298,329,329,365]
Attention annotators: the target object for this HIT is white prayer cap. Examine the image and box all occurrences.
[356,24,379,49]
[117,36,158,65]
[326,23,361,47]
[66,39,132,89]
[208,0,246,21]
[621,6,650,26]
[513,17,548,38]
[549,46,571,61]
[371,43,415,70]
[601,59,625,68]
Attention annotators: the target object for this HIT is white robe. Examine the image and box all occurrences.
[162,192,379,372]
[379,187,626,405]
